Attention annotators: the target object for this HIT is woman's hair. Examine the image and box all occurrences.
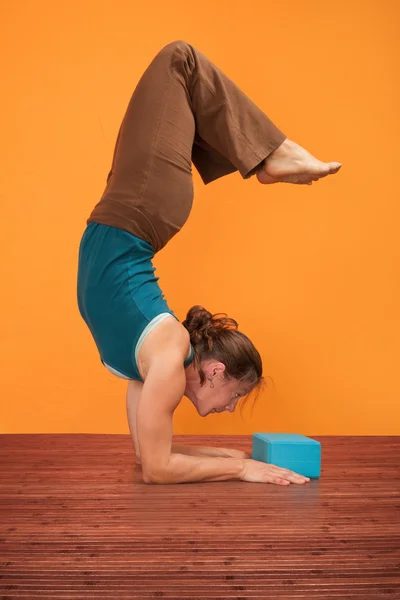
[182,305,272,414]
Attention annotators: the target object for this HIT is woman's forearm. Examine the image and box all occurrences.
[171,444,248,459]
[147,453,245,484]
[171,443,222,457]
[135,444,242,466]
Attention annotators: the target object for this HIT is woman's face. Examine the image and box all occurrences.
[184,359,251,417]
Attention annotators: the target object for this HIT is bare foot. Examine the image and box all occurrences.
[257,139,342,186]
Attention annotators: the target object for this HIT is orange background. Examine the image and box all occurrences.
[1,0,399,435]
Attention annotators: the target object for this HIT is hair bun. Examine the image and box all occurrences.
[182,305,238,350]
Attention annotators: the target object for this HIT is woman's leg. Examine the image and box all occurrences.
[102,40,340,189]
[88,41,341,249]
[88,40,289,250]
[104,40,287,190]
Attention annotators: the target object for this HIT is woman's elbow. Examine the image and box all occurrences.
[142,469,166,484]
[141,462,168,484]
[142,469,153,484]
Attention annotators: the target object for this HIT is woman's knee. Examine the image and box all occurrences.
[157,40,193,67]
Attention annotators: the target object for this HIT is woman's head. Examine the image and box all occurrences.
[182,305,264,417]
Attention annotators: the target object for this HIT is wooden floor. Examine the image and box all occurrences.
[1,434,399,599]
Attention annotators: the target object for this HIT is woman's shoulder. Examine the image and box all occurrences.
[137,316,190,380]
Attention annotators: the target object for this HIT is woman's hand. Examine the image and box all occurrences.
[240,458,310,485]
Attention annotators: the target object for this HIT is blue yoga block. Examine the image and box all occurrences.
[252,433,321,478]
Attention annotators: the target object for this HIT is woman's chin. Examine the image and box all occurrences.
[195,405,207,417]
[196,404,209,417]
[187,394,209,417]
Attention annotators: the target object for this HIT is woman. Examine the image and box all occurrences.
[77,41,341,486]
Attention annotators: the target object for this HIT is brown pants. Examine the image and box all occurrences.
[87,41,287,252]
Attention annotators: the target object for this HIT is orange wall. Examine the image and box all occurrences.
[1,0,399,435]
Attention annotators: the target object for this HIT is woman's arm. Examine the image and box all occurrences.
[126,379,144,464]
[137,352,245,484]
[171,444,250,460]
[127,380,249,465]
